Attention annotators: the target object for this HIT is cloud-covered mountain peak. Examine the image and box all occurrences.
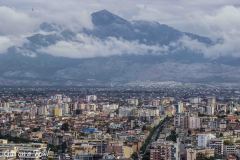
[1,9,239,86]
[91,9,129,26]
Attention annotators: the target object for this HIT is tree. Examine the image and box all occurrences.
[166,130,178,142]
[61,141,67,153]
[219,133,223,137]
[75,109,81,115]
[131,152,138,160]
[224,140,234,145]
[61,123,69,131]
[235,139,240,143]
[197,153,215,160]
[142,125,147,131]
[32,127,41,132]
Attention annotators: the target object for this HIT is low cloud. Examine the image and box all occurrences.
[0,36,12,53]
[178,34,240,59]
[0,35,26,54]
[41,34,168,58]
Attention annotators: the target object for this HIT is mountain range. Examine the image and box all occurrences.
[0,10,240,86]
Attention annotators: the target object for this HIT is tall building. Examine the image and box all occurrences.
[53,105,62,117]
[190,97,202,104]
[174,113,188,129]
[197,133,216,148]
[37,106,46,116]
[63,96,71,103]
[206,97,216,115]
[206,106,215,115]
[178,102,184,113]
[150,139,179,160]
[62,103,70,115]
[208,97,216,108]
[118,107,136,117]
[102,103,119,112]
[186,148,197,160]
[224,145,236,157]
[151,99,161,106]
[127,98,139,106]
[209,138,224,156]
[52,94,63,103]
[188,116,201,130]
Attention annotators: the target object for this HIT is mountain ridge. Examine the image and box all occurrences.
[0,10,239,86]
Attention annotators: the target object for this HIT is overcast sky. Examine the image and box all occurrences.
[0,0,240,58]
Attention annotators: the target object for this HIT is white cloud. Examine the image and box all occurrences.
[0,35,27,54]
[41,34,168,58]
[0,36,12,53]
[178,34,240,58]
[169,5,240,58]
[0,0,95,30]
[1,0,240,35]
[0,6,36,54]
[0,6,37,35]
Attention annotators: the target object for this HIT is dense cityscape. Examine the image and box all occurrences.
[0,87,240,159]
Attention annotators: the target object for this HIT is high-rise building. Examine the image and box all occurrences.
[206,106,215,115]
[37,105,49,116]
[53,105,62,117]
[62,103,70,115]
[186,148,197,160]
[176,102,184,114]
[127,98,139,106]
[174,113,188,129]
[209,138,224,156]
[118,107,136,117]
[190,97,202,104]
[188,116,201,130]
[206,97,216,115]
[151,99,161,106]
[150,139,179,160]
[224,145,236,157]
[197,133,216,148]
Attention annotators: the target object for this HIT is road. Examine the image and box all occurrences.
[139,116,172,159]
